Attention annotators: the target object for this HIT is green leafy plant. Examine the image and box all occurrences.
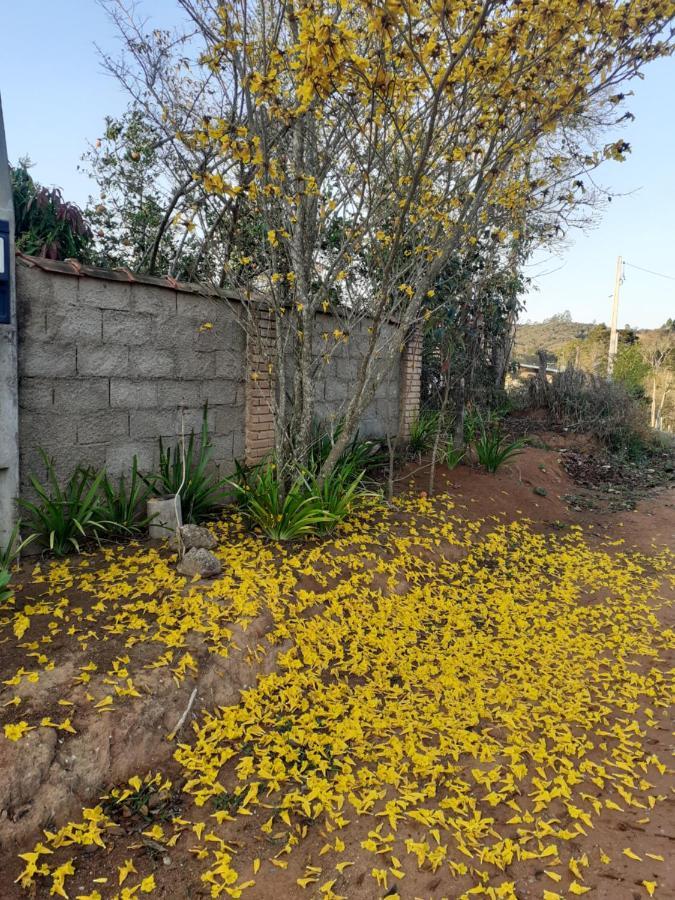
[230,463,334,541]
[100,457,154,536]
[20,453,110,555]
[474,426,527,473]
[445,446,465,470]
[307,468,370,532]
[530,365,652,458]
[148,406,228,523]
[307,420,385,480]
[0,570,11,606]
[0,521,33,603]
[0,521,35,570]
[12,159,92,260]
[462,408,482,447]
[463,407,506,446]
[0,520,31,607]
[408,411,439,456]
[230,458,258,497]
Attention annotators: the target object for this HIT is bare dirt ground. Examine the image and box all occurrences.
[0,437,673,900]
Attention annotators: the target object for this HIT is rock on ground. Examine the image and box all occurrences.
[170,525,218,552]
[176,547,222,578]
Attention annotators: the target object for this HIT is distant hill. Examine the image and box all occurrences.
[515,313,669,367]
[515,315,595,365]
[514,315,675,431]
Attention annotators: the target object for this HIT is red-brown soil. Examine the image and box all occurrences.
[0,441,673,900]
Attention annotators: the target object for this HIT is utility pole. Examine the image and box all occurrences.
[607,255,622,378]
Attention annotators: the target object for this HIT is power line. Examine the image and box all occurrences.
[624,261,675,282]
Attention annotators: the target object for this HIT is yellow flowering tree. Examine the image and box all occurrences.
[110,0,674,477]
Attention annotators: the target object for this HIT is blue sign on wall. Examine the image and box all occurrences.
[0,220,9,324]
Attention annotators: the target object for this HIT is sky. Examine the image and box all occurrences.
[1,2,674,329]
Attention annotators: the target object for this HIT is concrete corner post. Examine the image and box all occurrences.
[399,325,423,441]
[245,306,277,464]
[0,95,19,546]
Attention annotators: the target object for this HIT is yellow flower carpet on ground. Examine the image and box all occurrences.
[4,494,673,899]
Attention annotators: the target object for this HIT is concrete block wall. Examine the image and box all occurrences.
[309,314,400,438]
[14,257,420,501]
[16,263,245,493]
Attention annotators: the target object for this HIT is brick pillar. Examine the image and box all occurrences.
[399,325,422,440]
[245,306,277,464]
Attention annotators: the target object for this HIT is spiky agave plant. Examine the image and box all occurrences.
[408,411,440,456]
[19,452,110,554]
[147,405,229,523]
[229,462,334,541]
[474,425,527,473]
[99,456,154,536]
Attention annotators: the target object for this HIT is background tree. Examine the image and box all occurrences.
[83,110,181,274]
[642,331,675,429]
[99,0,674,482]
[11,159,92,261]
[613,343,650,397]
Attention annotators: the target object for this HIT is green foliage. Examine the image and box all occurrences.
[463,407,505,446]
[408,411,440,455]
[12,159,92,260]
[474,425,527,473]
[99,457,154,537]
[231,455,371,541]
[20,452,110,555]
[307,468,369,533]
[307,420,385,480]
[1,521,32,605]
[0,524,35,604]
[84,111,179,274]
[444,446,465,470]
[83,107,256,281]
[230,463,333,541]
[613,345,650,397]
[422,244,527,417]
[537,366,651,456]
[0,570,11,607]
[149,407,228,523]
[0,521,34,570]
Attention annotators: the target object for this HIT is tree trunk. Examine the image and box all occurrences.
[453,377,466,451]
[428,360,453,495]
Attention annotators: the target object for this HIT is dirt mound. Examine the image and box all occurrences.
[400,444,577,524]
[0,607,285,851]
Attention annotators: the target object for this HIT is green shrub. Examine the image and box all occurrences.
[531,365,651,457]
[12,160,92,260]
[20,452,110,555]
[0,524,36,604]
[307,420,385,480]
[408,411,439,455]
[99,457,153,537]
[1,523,21,604]
[0,522,34,570]
[231,458,371,541]
[307,467,369,532]
[148,406,228,523]
[230,462,333,540]
[445,446,465,470]
[463,407,505,446]
[0,570,11,606]
[474,426,527,473]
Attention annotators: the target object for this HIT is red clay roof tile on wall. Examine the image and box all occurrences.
[15,251,244,302]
